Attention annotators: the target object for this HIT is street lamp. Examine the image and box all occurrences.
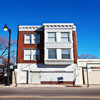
[3,24,11,86]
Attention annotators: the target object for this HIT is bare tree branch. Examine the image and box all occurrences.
[0,35,17,65]
[78,54,98,59]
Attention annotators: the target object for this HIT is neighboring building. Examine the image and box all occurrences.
[77,59,100,85]
[17,23,78,85]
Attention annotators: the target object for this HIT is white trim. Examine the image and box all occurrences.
[24,34,40,44]
[43,23,76,30]
[19,25,43,31]
[18,23,76,31]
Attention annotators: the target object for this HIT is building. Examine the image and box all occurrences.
[77,59,100,85]
[16,23,78,85]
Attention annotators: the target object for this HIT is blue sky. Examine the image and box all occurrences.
[0,0,100,58]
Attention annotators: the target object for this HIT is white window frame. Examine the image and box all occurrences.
[32,34,40,44]
[48,32,56,42]
[24,49,40,61]
[32,49,40,60]
[24,34,31,44]
[61,32,70,42]
[61,49,71,59]
[24,34,40,44]
[24,49,31,60]
[48,49,57,59]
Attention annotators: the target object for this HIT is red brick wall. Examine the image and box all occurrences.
[17,31,44,63]
[17,30,78,64]
[41,81,74,84]
[73,31,78,63]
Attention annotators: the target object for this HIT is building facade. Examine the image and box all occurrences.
[17,23,78,84]
[77,59,100,85]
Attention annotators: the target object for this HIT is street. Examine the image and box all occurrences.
[0,87,100,100]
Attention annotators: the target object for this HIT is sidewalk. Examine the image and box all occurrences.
[0,83,81,88]
[17,84,66,88]
[82,84,100,88]
[0,84,66,88]
[1,84,100,88]
[14,83,82,88]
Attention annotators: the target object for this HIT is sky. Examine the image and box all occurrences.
[0,0,100,58]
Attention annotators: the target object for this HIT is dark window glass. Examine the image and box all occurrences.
[48,49,57,59]
[61,49,70,59]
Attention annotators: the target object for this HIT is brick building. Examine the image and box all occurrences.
[17,23,78,85]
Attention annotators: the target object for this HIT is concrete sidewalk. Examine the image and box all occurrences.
[82,84,100,88]
[0,83,81,88]
[0,84,66,88]
[1,84,100,88]
[15,83,82,88]
[14,84,67,88]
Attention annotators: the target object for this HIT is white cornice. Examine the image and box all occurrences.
[18,25,43,31]
[18,23,76,31]
[43,23,76,30]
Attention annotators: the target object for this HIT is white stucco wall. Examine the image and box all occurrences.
[41,72,74,82]
[16,63,77,84]
[43,23,75,65]
[77,59,100,85]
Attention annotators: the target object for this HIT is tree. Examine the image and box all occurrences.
[0,35,17,65]
[78,54,98,59]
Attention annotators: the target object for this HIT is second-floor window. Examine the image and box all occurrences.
[48,49,57,59]
[24,34,40,44]
[24,49,40,60]
[25,34,31,44]
[61,32,70,42]
[33,34,40,44]
[61,49,70,59]
[48,32,56,42]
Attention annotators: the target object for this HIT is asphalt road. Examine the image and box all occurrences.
[0,87,100,100]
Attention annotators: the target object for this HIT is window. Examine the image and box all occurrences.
[24,49,40,60]
[24,49,31,60]
[33,34,40,44]
[61,49,70,59]
[24,34,40,44]
[25,34,31,44]
[33,50,40,60]
[61,32,70,42]
[48,49,57,59]
[48,32,56,42]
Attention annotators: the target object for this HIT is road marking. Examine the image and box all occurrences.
[0,96,100,98]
